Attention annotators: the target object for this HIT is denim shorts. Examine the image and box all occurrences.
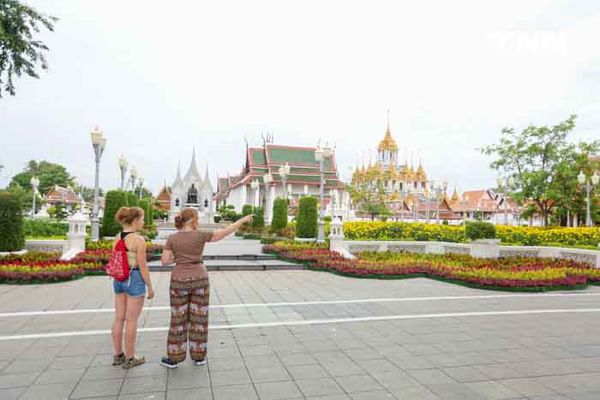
[113,269,146,297]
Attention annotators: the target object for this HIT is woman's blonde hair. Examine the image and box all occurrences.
[115,207,144,226]
[174,208,198,230]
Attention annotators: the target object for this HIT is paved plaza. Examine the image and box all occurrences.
[2,270,600,400]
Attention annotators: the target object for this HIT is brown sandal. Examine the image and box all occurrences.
[122,356,145,369]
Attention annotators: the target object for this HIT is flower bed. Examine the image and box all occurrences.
[264,241,597,292]
[343,222,600,249]
[0,249,108,283]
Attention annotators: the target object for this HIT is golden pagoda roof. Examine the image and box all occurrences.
[416,163,426,180]
[378,126,398,152]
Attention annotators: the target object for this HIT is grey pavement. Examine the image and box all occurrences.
[2,268,600,399]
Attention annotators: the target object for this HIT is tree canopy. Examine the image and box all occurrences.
[0,0,57,97]
[482,115,600,226]
[10,160,74,194]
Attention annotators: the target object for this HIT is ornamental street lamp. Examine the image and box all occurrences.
[399,187,406,222]
[118,155,128,191]
[90,126,107,242]
[138,177,144,199]
[278,162,291,200]
[30,176,39,217]
[497,176,515,225]
[578,170,599,227]
[329,189,336,218]
[460,192,468,222]
[130,166,138,191]
[264,172,273,222]
[315,142,332,242]
[250,179,260,208]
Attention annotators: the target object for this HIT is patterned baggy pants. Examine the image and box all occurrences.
[167,278,210,362]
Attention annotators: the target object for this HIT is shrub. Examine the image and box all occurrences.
[465,221,497,240]
[23,219,68,238]
[102,190,128,237]
[252,207,265,228]
[271,198,288,232]
[296,196,318,238]
[138,199,153,227]
[0,192,25,251]
[126,192,139,207]
[242,204,254,216]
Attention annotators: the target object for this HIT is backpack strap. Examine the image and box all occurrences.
[120,231,134,251]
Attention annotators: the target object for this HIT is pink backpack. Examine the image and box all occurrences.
[106,236,130,281]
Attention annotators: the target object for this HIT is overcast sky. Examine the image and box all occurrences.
[1,0,599,194]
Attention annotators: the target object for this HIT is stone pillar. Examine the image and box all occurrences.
[266,184,276,224]
[61,212,89,260]
[329,216,355,259]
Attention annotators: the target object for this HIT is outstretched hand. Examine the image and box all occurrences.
[240,214,253,225]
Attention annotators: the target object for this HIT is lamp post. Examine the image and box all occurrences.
[497,176,515,225]
[329,189,336,218]
[263,172,273,222]
[399,187,406,222]
[90,126,106,242]
[138,177,144,199]
[460,193,468,222]
[315,143,332,243]
[30,176,39,217]
[129,167,138,192]
[250,179,260,208]
[278,162,291,200]
[118,155,128,191]
[578,170,599,227]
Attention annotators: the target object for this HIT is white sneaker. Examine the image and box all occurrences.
[194,359,207,366]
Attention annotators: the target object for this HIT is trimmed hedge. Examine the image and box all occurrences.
[138,199,153,227]
[126,192,138,207]
[0,192,25,251]
[24,219,68,238]
[252,207,265,228]
[465,221,496,240]
[102,190,128,237]
[242,204,254,216]
[297,196,318,238]
[271,198,288,233]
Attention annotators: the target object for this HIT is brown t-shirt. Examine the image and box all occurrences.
[164,230,214,280]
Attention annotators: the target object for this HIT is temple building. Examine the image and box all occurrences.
[351,116,448,220]
[214,141,348,222]
[160,150,215,223]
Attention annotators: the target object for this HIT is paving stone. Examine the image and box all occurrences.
[0,372,39,389]
[465,381,521,399]
[118,393,166,400]
[334,374,383,393]
[120,375,167,395]
[166,366,210,389]
[0,386,27,400]
[48,355,94,370]
[407,368,455,385]
[71,378,123,399]
[295,377,345,397]
[166,387,212,400]
[249,365,291,383]
[212,383,258,400]
[35,367,85,384]
[81,365,128,381]
[209,367,251,387]
[254,380,303,400]
[19,381,78,400]
[287,364,330,380]
[350,391,396,400]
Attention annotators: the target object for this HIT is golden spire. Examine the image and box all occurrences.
[377,110,398,152]
[451,187,459,202]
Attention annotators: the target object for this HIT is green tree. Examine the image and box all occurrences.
[0,0,57,97]
[349,181,391,221]
[10,160,73,194]
[102,190,127,237]
[48,202,67,221]
[0,191,25,251]
[296,196,318,238]
[138,199,154,227]
[482,115,600,226]
[271,198,288,232]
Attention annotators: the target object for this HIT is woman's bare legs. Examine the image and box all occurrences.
[124,296,145,359]
[112,293,127,355]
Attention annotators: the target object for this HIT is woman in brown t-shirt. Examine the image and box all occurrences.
[160,208,252,368]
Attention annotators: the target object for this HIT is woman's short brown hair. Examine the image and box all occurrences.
[174,208,198,230]
[115,206,144,226]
